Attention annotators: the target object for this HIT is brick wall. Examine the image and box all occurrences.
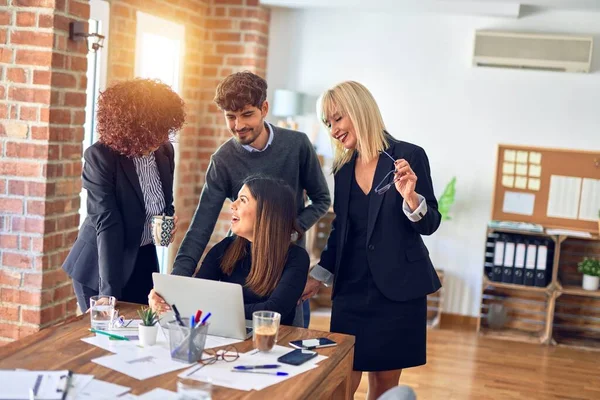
[0,0,90,344]
[0,0,271,344]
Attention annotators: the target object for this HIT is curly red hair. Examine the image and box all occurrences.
[96,78,185,157]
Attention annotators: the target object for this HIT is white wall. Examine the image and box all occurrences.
[267,7,600,316]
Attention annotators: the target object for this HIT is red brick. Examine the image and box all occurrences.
[213,32,241,42]
[33,70,51,85]
[20,236,30,251]
[26,200,45,216]
[69,56,87,72]
[7,68,27,83]
[246,0,259,5]
[0,270,21,286]
[55,0,65,12]
[0,234,18,249]
[8,87,50,104]
[51,53,66,69]
[0,28,6,45]
[0,323,38,341]
[49,109,70,124]
[0,11,11,25]
[69,0,90,19]
[112,4,131,18]
[64,92,86,107]
[5,142,48,159]
[39,107,49,123]
[11,217,44,234]
[16,12,36,27]
[23,272,41,287]
[31,237,43,252]
[2,252,32,268]
[1,289,45,307]
[216,44,245,55]
[51,72,76,88]
[13,0,53,6]
[38,14,52,28]
[0,198,23,214]
[16,49,52,66]
[0,305,19,321]
[206,18,231,30]
[8,181,25,196]
[53,283,73,302]
[42,268,68,288]
[31,126,49,140]
[11,30,53,48]
[72,110,85,125]
[0,48,12,63]
[60,143,82,159]
[215,0,243,4]
[0,104,7,119]
[20,106,38,121]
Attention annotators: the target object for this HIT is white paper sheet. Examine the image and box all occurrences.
[0,370,73,400]
[92,346,193,380]
[547,175,581,219]
[65,374,95,400]
[136,388,178,400]
[545,229,592,238]
[578,178,600,221]
[502,191,535,216]
[180,345,327,392]
[75,379,131,398]
[204,335,243,350]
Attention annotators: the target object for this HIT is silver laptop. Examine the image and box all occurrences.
[152,273,253,340]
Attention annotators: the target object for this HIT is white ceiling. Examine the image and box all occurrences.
[260,0,600,18]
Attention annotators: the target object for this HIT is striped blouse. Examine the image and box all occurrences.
[132,153,165,246]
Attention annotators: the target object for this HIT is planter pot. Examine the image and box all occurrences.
[138,324,158,346]
[582,274,600,291]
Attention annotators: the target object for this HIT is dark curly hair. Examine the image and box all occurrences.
[214,71,267,112]
[96,78,185,157]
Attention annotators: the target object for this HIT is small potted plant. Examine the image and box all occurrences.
[577,257,600,291]
[137,306,159,346]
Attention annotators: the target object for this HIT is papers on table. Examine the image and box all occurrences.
[180,345,327,392]
[136,388,179,400]
[0,370,130,400]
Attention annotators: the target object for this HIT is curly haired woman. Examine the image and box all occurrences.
[63,78,186,312]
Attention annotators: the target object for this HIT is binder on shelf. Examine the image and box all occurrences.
[524,240,537,286]
[535,240,549,287]
[502,237,515,283]
[492,234,505,282]
[484,233,497,281]
[512,239,526,285]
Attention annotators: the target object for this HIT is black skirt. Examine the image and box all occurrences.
[330,270,427,372]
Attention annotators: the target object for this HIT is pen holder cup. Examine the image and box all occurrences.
[167,319,209,363]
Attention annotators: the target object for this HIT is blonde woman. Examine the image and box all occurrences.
[301,81,441,399]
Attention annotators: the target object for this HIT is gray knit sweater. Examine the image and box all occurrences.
[172,124,331,277]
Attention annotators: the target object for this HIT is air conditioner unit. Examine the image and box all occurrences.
[473,31,593,73]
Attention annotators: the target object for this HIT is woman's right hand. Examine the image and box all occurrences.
[300,277,322,304]
[148,289,171,314]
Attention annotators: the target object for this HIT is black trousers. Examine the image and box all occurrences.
[73,244,159,312]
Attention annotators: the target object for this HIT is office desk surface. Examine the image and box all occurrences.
[0,302,355,399]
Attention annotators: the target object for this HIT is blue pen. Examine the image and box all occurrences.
[231,370,288,376]
[233,364,280,370]
[200,312,211,325]
[190,315,195,329]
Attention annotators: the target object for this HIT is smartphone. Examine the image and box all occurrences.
[277,349,318,366]
[288,338,337,350]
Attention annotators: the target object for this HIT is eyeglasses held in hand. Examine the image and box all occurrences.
[373,150,400,195]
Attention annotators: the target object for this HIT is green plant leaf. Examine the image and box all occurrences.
[438,176,456,221]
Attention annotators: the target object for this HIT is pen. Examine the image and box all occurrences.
[195,310,202,323]
[231,369,288,376]
[233,364,281,370]
[172,304,185,326]
[190,315,196,329]
[89,328,130,341]
[200,312,211,325]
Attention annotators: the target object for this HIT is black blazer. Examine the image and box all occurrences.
[319,135,441,302]
[62,142,175,298]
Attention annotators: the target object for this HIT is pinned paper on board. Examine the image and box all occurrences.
[529,152,542,164]
[528,178,541,191]
[502,175,514,188]
[547,175,582,219]
[578,178,600,221]
[503,162,515,174]
[504,150,516,162]
[503,191,535,216]
[529,165,541,178]
[515,177,528,189]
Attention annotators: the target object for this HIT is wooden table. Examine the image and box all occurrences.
[0,303,355,399]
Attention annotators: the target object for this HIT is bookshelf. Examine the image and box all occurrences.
[478,227,600,351]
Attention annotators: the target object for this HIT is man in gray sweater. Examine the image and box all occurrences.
[171,71,331,327]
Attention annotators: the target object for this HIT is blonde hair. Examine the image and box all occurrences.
[318,81,388,173]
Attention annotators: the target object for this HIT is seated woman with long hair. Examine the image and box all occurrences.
[149,176,309,325]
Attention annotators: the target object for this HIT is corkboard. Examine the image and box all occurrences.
[492,144,600,233]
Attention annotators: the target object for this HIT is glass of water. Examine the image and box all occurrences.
[89,295,116,330]
[177,378,212,400]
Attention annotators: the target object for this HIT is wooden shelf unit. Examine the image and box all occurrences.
[478,228,600,350]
